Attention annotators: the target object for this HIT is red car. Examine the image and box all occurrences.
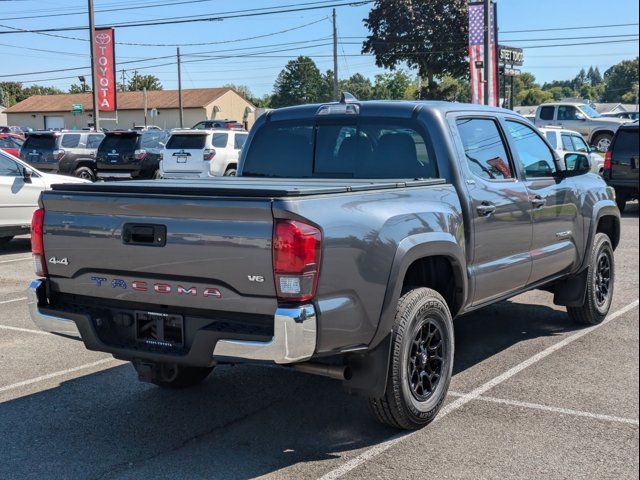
[0,133,24,157]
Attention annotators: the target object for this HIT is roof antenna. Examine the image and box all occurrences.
[340,92,358,104]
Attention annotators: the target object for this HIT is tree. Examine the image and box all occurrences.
[0,81,24,106]
[588,66,603,85]
[271,56,327,107]
[127,71,162,91]
[340,73,374,100]
[602,57,639,102]
[68,84,86,94]
[363,0,468,98]
[372,71,414,100]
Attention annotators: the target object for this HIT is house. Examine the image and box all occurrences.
[4,88,256,131]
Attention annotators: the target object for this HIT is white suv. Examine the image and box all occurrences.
[540,127,605,175]
[160,129,248,179]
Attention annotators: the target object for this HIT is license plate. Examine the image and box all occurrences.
[135,311,184,348]
[176,155,188,163]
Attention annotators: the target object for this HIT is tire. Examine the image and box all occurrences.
[153,169,162,179]
[150,364,214,389]
[0,236,14,247]
[615,192,627,213]
[567,233,615,325]
[224,168,237,176]
[74,166,96,182]
[368,288,454,430]
[592,133,613,153]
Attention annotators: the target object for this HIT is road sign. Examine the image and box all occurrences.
[500,66,521,77]
[498,45,524,66]
[71,103,83,114]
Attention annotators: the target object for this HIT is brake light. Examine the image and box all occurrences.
[203,148,216,161]
[52,149,65,160]
[604,150,612,170]
[134,149,147,160]
[31,208,47,277]
[272,219,322,302]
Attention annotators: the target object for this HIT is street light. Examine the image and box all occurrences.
[78,76,87,93]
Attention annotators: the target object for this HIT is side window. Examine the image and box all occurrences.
[212,133,229,148]
[561,134,574,151]
[506,121,557,178]
[544,131,558,149]
[571,135,589,153]
[234,133,248,150]
[456,118,514,180]
[0,154,22,176]
[86,134,104,149]
[60,134,81,148]
[558,106,579,121]
[539,106,555,121]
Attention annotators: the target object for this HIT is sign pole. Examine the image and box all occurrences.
[177,47,184,128]
[332,8,339,101]
[88,0,100,131]
[483,0,490,105]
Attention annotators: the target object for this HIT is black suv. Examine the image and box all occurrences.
[604,122,639,212]
[95,130,167,180]
[20,131,104,180]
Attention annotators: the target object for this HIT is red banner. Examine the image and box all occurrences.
[93,28,117,112]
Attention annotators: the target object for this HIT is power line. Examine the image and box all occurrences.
[501,22,639,34]
[0,1,372,34]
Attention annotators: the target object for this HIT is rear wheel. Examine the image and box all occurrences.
[74,166,95,182]
[592,133,613,153]
[224,167,237,176]
[0,236,14,247]
[567,233,614,325]
[150,364,214,389]
[368,288,454,430]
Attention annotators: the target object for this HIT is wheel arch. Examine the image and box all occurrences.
[588,129,615,144]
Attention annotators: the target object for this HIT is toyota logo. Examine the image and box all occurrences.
[95,32,111,45]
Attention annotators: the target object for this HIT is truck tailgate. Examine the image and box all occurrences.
[40,190,277,315]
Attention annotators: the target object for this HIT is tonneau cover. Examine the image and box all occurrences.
[50,177,446,197]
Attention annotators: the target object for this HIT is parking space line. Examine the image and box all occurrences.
[0,358,116,395]
[448,392,639,426]
[0,297,27,305]
[318,299,639,480]
[0,256,31,265]
[0,324,51,336]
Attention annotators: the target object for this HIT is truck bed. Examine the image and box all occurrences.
[50,177,446,197]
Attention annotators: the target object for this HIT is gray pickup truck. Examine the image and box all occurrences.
[28,98,620,430]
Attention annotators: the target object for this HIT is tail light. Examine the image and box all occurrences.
[134,149,147,160]
[203,148,216,161]
[52,149,65,160]
[31,208,47,277]
[272,219,322,302]
[604,150,612,171]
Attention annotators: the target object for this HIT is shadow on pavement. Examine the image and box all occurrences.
[0,299,583,480]
[0,236,30,257]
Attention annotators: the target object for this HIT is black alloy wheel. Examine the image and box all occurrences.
[408,319,444,402]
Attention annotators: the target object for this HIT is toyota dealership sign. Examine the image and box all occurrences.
[93,28,117,112]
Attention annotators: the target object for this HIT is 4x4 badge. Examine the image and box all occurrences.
[48,257,69,266]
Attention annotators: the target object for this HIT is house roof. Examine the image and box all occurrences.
[5,88,234,113]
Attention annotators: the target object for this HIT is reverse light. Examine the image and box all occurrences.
[272,219,322,302]
[203,148,216,161]
[31,208,47,277]
[52,149,66,160]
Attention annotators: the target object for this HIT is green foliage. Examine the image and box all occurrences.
[372,71,414,100]
[602,57,639,102]
[363,0,468,98]
[68,84,86,94]
[271,56,330,108]
[0,82,63,106]
[127,71,163,91]
[339,73,374,100]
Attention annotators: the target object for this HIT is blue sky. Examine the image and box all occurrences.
[0,0,638,97]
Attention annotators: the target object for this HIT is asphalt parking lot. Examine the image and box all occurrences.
[1,205,638,480]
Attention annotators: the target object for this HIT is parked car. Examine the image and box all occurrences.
[601,111,639,121]
[28,98,619,430]
[0,150,88,246]
[603,121,639,212]
[0,133,24,157]
[19,130,104,181]
[191,119,244,130]
[95,129,167,180]
[132,125,163,131]
[540,127,604,174]
[534,102,627,152]
[160,129,248,178]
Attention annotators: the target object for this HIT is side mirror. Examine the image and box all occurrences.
[561,153,591,177]
[575,113,587,121]
[22,167,33,183]
[590,146,598,152]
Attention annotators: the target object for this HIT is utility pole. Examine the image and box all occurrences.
[483,0,491,106]
[177,47,184,128]
[143,87,148,127]
[88,0,100,130]
[332,8,339,101]
[121,69,126,92]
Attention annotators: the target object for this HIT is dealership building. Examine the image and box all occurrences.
[4,88,256,131]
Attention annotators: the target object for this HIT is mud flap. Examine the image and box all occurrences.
[343,334,392,398]
[553,268,588,307]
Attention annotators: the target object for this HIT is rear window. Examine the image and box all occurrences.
[234,133,248,150]
[86,134,104,149]
[166,134,207,149]
[613,129,639,155]
[243,120,437,179]
[539,106,555,121]
[141,131,167,149]
[99,134,138,152]
[23,135,57,150]
[0,136,23,148]
[60,134,81,148]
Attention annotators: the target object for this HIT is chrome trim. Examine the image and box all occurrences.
[27,279,81,338]
[213,304,317,364]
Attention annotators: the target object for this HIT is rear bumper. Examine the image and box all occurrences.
[27,279,316,364]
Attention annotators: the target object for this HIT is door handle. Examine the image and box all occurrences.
[476,202,496,217]
[531,196,547,208]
